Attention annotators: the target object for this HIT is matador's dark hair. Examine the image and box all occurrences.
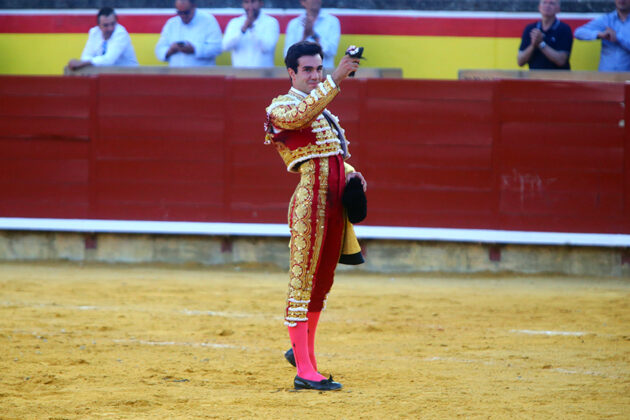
[97,7,116,23]
[284,41,324,73]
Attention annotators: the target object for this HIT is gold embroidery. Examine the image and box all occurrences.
[294,236,307,250]
[295,204,308,219]
[266,77,339,131]
[309,159,328,292]
[269,78,341,325]
[285,159,329,324]
[275,141,342,173]
[265,79,348,172]
[293,252,305,264]
[294,219,308,234]
[285,160,315,322]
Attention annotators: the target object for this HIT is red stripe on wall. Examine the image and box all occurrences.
[0,14,591,37]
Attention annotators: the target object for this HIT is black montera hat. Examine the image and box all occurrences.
[342,177,367,224]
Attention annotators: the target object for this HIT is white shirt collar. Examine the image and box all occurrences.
[290,87,308,97]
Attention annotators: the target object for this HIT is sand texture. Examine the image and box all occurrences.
[1,262,629,419]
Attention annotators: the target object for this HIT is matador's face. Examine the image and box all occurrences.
[288,54,324,94]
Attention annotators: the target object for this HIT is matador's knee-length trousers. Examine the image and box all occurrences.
[284,154,345,326]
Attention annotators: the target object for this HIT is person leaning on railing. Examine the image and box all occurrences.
[67,7,138,71]
[574,0,630,71]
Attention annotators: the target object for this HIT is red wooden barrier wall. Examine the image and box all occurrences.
[0,75,628,234]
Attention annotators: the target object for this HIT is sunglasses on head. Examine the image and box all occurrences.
[177,10,192,16]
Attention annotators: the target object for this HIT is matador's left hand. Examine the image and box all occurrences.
[346,171,367,192]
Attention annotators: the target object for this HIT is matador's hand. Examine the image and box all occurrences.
[346,171,367,192]
[332,55,361,86]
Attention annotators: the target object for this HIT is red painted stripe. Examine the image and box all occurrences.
[0,14,591,37]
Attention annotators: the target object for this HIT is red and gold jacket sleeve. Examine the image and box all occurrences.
[264,75,348,172]
[266,75,339,132]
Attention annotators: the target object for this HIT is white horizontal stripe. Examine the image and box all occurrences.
[289,87,307,98]
[181,309,255,318]
[113,338,239,349]
[266,100,298,113]
[0,217,291,237]
[0,217,628,247]
[354,225,630,247]
[325,75,337,89]
[287,150,343,171]
[315,139,341,145]
[510,329,586,336]
[288,298,310,304]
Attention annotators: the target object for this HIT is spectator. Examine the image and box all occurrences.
[574,0,630,71]
[517,0,573,70]
[155,0,222,66]
[222,0,280,67]
[67,7,138,70]
[284,0,340,68]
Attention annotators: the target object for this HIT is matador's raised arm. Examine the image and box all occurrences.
[266,75,339,131]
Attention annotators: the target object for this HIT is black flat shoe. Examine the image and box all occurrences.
[294,375,342,391]
[284,348,296,367]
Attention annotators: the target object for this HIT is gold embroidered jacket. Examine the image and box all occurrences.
[265,74,351,172]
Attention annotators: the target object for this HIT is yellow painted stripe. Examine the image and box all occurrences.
[1,33,602,77]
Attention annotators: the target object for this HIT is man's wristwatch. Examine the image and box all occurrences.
[539,41,547,50]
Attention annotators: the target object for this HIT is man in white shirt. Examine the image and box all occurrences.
[155,0,223,67]
[67,7,138,70]
[222,0,280,67]
[283,0,340,68]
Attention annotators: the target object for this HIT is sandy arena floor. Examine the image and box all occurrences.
[0,262,629,419]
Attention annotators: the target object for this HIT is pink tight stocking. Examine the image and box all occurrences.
[307,311,321,371]
[288,312,325,381]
